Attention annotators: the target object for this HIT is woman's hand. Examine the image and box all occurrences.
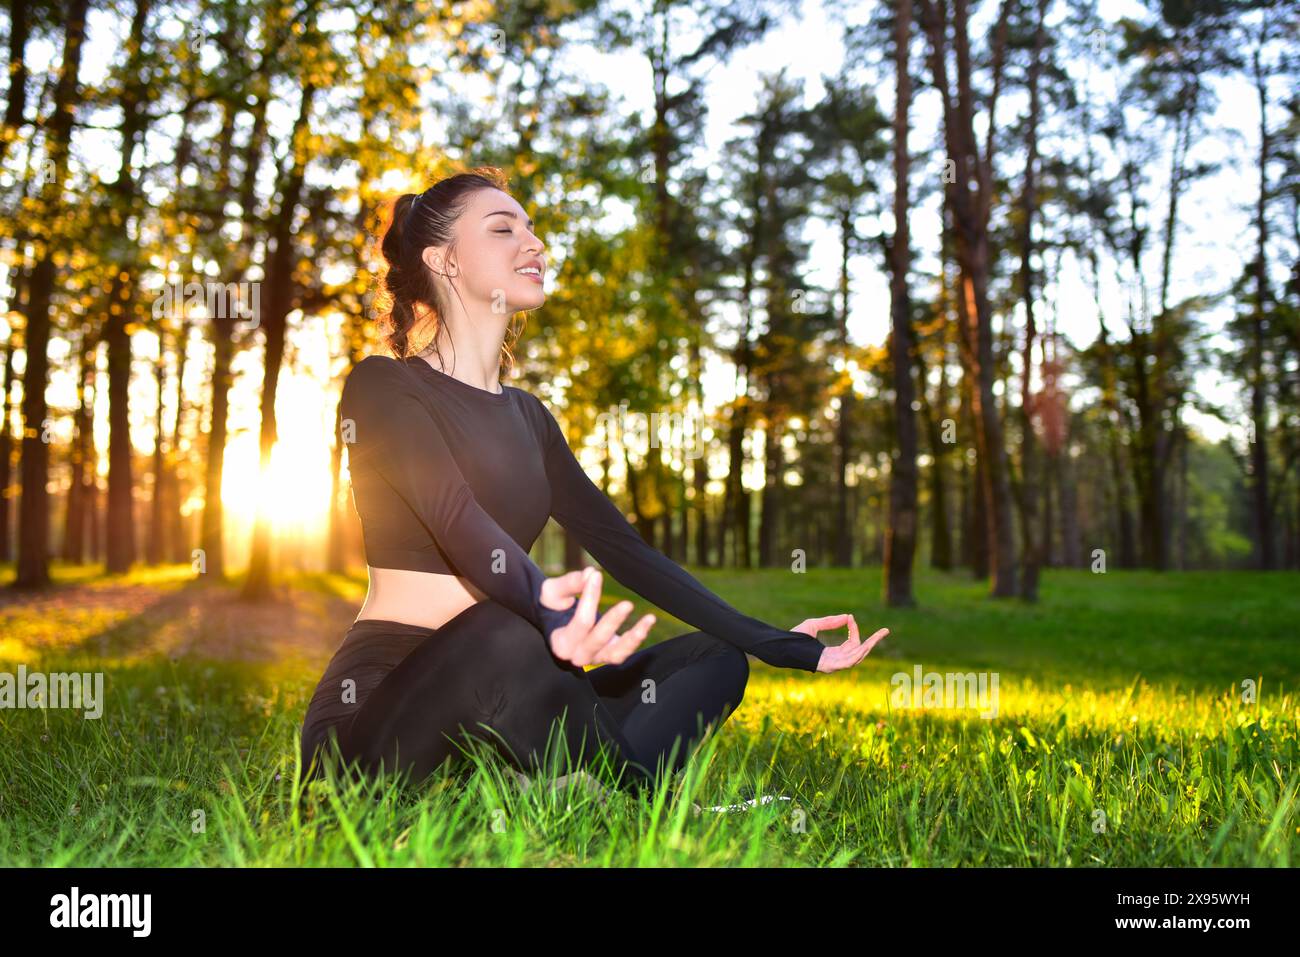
[539,566,656,667]
[792,613,889,674]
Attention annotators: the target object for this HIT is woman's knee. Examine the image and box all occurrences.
[691,633,750,694]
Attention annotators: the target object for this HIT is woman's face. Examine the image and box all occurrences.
[424,188,547,316]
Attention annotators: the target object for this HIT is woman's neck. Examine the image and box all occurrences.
[417,345,501,394]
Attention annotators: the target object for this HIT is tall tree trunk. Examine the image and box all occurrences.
[673,410,689,565]
[88,449,103,565]
[1079,59,1136,570]
[0,321,17,562]
[201,80,265,580]
[1055,454,1081,568]
[1014,0,1048,602]
[15,0,90,589]
[200,318,235,579]
[971,438,990,578]
[241,80,317,600]
[1137,78,1198,571]
[164,92,197,568]
[1,0,30,167]
[1046,338,1082,569]
[758,406,785,567]
[919,0,1017,596]
[834,204,855,567]
[958,441,970,565]
[953,238,989,582]
[62,331,95,563]
[725,142,765,571]
[147,329,169,564]
[884,0,918,607]
[103,285,135,574]
[688,335,713,568]
[925,350,954,570]
[103,0,153,574]
[1174,424,1189,569]
[166,319,192,564]
[728,402,753,569]
[0,132,38,565]
[1042,452,1057,565]
[1249,40,1274,569]
[1109,422,1137,568]
[725,269,756,569]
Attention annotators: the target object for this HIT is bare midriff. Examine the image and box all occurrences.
[355,565,488,631]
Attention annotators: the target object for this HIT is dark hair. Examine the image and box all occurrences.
[374,165,525,379]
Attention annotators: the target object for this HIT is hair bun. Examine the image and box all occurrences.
[380,192,420,267]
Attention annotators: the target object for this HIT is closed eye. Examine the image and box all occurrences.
[493,228,512,234]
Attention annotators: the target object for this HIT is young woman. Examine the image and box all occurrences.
[299,167,889,798]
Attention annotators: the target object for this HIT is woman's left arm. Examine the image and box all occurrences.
[530,393,825,672]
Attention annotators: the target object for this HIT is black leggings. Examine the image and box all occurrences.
[304,600,750,794]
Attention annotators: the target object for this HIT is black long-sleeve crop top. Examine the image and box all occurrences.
[338,354,825,672]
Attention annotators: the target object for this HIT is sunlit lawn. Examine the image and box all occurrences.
[0,560,1296,866]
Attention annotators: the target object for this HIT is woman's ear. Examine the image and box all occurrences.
[421,243,457,278]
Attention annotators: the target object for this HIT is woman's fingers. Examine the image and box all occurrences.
[816,614,852,632]
[539,569,586,613]
[584,596,635,652]
[556,569,652,666]
[593,612,656,665]
[572,567,602,625]
[796,613,853,635]
[854,627,889,663]
[845,614,861,645]
[556,568,587,589]
[551,567,600,660]
[809,622,888,673]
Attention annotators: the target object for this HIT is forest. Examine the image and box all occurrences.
[0,0,1297,603]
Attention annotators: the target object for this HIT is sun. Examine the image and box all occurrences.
[220,426,336,534]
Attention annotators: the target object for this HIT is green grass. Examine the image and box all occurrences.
[0,562,1296,866]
